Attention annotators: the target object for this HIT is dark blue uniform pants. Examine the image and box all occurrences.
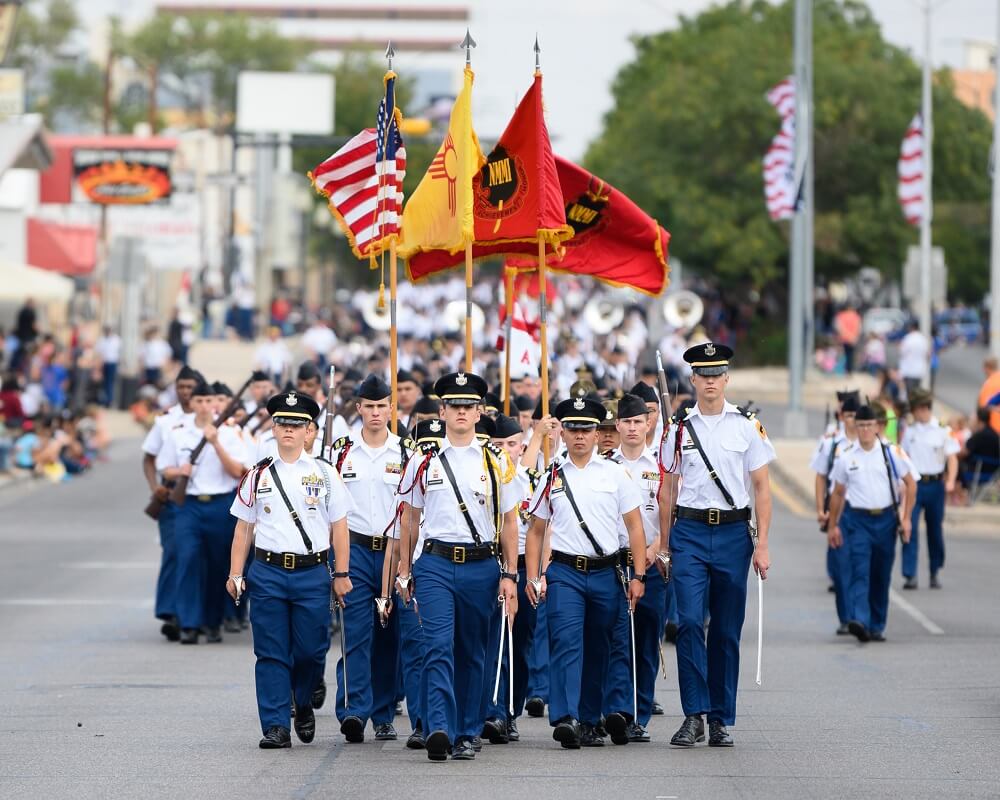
[843,506,896,634]
[545,561,621,726]
[397,593,425,730]
[413,548,499,743]
[174,493,235,630]
[483,564,539,721]
[154,501,177,621]
[248,560,331,733]
[335,542,400,726]
[902,480,945,578]
[671,518,753,727]
[602,578,632,721]
[526,598,549,701]
[635,565,667,725]
[828,539,854,626]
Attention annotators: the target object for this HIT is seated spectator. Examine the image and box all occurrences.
[948,414,971,449]
[959,408,1000,493]
[0,372,24,422]
[57,413,89,475]
[13,421,40,472]
[79,404,111,460]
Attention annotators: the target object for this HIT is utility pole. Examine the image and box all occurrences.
[919,0,935,382]
[803,0,815,371]
[785,0,809,437]
[990,1,1000,358]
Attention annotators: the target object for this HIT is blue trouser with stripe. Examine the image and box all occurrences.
[174,493,235,630]
[671,518,753,727]
[154,501,177,621]
[413,548,499,743]
[335,541,400,726]
[526,599,549,701]
[843,506,896,634]
[248,559,331,733]
[546,561,621,727]
[902,479,946,578]
[397,592,425,730]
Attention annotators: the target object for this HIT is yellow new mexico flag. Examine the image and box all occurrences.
[398,68,485,259]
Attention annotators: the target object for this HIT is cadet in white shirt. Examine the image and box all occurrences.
[899,389,958,589]
[227,390,353,750]
[827,405,917,643]
[327,374,409,744]
[159,381,248,644]
[395,372,520,762]
[658,343,774,748]
[140,365,200,641]
[525,397,646,750]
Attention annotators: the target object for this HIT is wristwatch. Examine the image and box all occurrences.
[331,571,349,579]
[632,573,647,584]
[500,571,518,583]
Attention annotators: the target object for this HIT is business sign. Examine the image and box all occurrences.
[72,147,172,204]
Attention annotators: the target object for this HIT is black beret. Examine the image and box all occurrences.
[412,396,441,415]
[434,371,488,406]
[191,380,214,397]
[397,369,418,386]
[357,373,391,401]
[837,389,861,404]
[297,361,321,382]
[840,394,861,413]
[267,390,321,425]
[475,416,497,440]
[177,365,201,382]
[629,382,659,405]
[683,342,733,376]
[617,393,650,420]
[513,394,534,412]
[492,414,523,439]
[343,368,364,383]
[855,404,877,422]
[250,370,271,383]
[212,381,233,397]
[555,396,605,429]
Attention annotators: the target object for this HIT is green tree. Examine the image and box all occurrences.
[585,0,992,304]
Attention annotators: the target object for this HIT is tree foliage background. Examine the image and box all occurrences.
[585,0,993,304]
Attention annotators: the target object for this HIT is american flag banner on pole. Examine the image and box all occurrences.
[897,113,924,226]
[309,73,407,262]
[497,298,541,380]
[763,77,796,221]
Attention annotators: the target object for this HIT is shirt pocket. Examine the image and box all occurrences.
[721,439,749,455]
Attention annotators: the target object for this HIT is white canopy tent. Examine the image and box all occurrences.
[0,259,74,303]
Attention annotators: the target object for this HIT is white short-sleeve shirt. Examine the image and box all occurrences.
[332,432,406,537]
[902,418,959,475]
[141,407,193,458]
[230,453,353,554]
[529,453,642,557]
[158,424,249,495]
[830,441,913,510]
[659,402,775,510]
[614,447,662,547]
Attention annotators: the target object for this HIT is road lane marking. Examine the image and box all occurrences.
[60,562,159,569]
[889,588,945,635]
[769,477,811,517]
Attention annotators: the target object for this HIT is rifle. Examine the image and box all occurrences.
[169,375,254,507]
[655,351,675,579]
[321,365,336,460]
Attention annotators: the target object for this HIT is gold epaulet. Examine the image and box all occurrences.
[400,437,417,451]
[485,443,516,484]
[330,436,352,451]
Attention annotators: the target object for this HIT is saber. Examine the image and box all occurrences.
[233,576,245,607]
[338,603,349,707]
[755,572,763,686]
[628,605,638,721]
[658,639,667,680]
[492,596,507,705]
[506,610,514,717]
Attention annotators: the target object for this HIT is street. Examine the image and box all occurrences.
[1,437,999,800]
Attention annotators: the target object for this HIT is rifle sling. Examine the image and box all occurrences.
[438,451,485,546]
[268,461,314,554]
[682,418,738,510]
[555,465,606,557]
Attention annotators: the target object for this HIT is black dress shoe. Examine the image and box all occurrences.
[259,726,291,749]
[628,722,651,743]
[708,720,733,747]
[870,631,886,642]
[553,717,581,749]
[847,620,871,643]
[204,626,222,643]
[506,718,519,742]
[160,617,180,642]
[525,696,545,717]
[179,628,199,645]
[395,701,404,716]
[482,716,509,744]
[293,705,315,743]
[836,623,851,636]
[580,723,605,747]
[663,621,678,643]
[223,617,241,633]
[670,715,705,747]
[406,724,426,750]
[426,729,450,762]
[651,700,665,716]
[604,712,629,745]
[827,583,835,593]
[340,715,365,743]
[903,577,918,590]
[240,618,249,631]
[471,736,483,752]
[594,718,608,739]
[374,723,397,741]
[311,679,327,710]
[930,573,941,589]
[451,737,476,760]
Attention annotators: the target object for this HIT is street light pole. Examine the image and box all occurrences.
[919,0,935,382]
[990,0,1000,358]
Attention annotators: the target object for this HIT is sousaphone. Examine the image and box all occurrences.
[663,290,704,330]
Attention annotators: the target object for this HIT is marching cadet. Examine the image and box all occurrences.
[597,401,620,454]
[659,343,774,748]
[827,405,916,642]
[141,365,199,640]
[524,397,647,750]
[226,390,353,749]
[629,381,662,449]
[900,389,958,589]
[159,380,249,644]
[327,374,407,743]
[810,393,860,634]
[395,372,520,762]
[612,394,670,743]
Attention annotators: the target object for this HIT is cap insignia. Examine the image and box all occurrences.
[704,343,716,357]
[455,373,468,386]
[430,420,442,433]
[286,393,297,406]
[606,410,614,420]
[573,398,585,410]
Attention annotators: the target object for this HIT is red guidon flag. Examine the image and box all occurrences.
[406,72,573,281]
[508,157,670,296]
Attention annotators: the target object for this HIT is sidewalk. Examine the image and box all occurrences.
[769,438,1000,539]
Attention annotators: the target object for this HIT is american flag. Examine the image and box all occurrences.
[309,75,407,260]
[762,77,796,221]
[897,113,924,226]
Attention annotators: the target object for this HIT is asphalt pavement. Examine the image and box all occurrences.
[1,437,999,800]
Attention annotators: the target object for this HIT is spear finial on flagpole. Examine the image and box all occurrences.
[534,34,541,73]
[385,40,395,70]
[461,28,476,66]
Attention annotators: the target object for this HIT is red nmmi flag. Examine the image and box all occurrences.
[897,113,924,226]
[509,157,670,296]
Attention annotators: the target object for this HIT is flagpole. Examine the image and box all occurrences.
[990,0,1000,360]
[504,266,514,415]
[919,0,934,385]
[538,235,550,466]
[462,28,477,374]
[390,239,399,434]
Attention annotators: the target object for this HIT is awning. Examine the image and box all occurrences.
[0,259,74,302]
[26,217,98,276]
[0,114,53,176]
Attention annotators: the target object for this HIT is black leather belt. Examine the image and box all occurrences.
[423,539,496,564]
[350,531,389,551]
[676,506,751,525]
[192,492,231,502]
[255,547,330,571]
[919,473,944,483]
[551,550,619,573]
[846,505,893,516]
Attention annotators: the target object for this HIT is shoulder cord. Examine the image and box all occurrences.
[527,460,559,517]
[380,450,434,538]
[335,441,353,474]
[482,447,502,549]
[236,457,273,508]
